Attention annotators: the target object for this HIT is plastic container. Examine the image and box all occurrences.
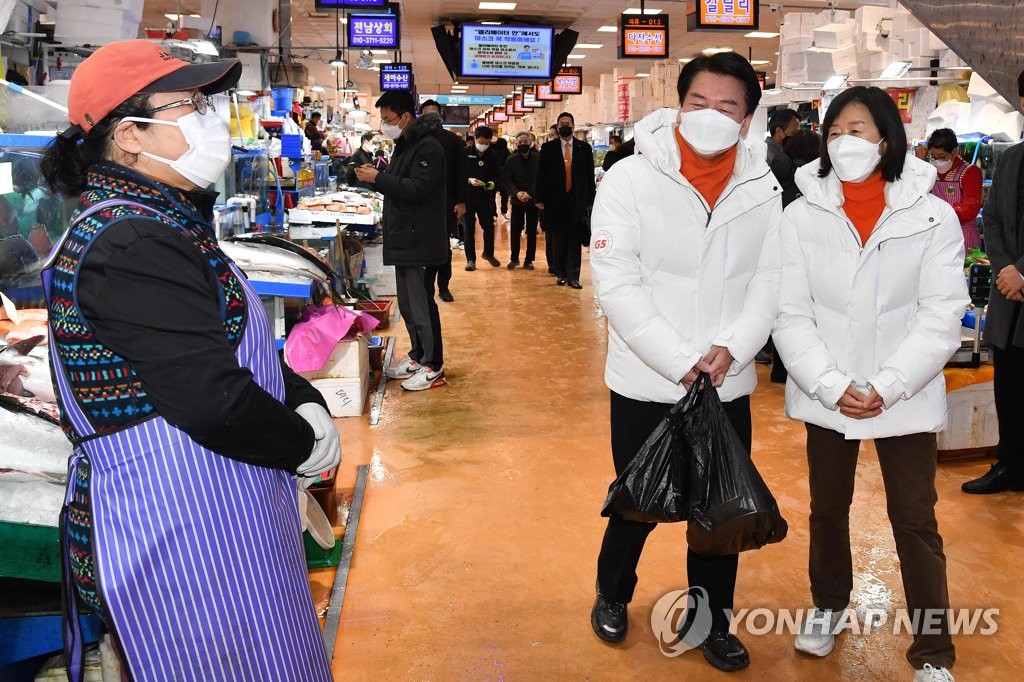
[272,87,295,113]
[355,300,392,329]
[0,520,61,582]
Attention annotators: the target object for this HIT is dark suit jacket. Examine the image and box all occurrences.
[982,142,1024,349]
[532,136,596,230]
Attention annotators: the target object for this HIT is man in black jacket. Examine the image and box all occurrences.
[533,112,596,289]
[962,70,1024,493]
[419,99,468,302]
[346,132,376,189]
[504,131,541,270]
[464,125,503,269]
[356,90,448,391]
[766,108,799,207]
[492,136,512,220]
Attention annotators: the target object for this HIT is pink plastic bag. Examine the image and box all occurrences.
[284,304,380,373]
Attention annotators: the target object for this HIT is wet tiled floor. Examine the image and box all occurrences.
[314,225,1022,681]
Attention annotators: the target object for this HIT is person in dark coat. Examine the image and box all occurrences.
[533,111,596,289]
[355,90,448,391]
[492,136,512,219]
[962,69,1024,493]
[504,131,541,270]
[346,132,376,189]
[304,111,325,153]
[464,125,503,269]
[602,135,624,171]
[766,108,800,207]
[419,99,468,302]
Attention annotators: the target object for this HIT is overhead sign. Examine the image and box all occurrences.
[491,109,509,123]
[315,0,386,9]
[522,86,543,108]
[348,12,400,48]
[619,14,669,59]
[551,66,583,95]
[380,63,412,91]
[687,0,759,31]
[419,94,506,106]
[460,24,555,80]
[537,83,563,102]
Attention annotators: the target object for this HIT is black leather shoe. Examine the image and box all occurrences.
[523,262,535,270]
[485,256,501,267]
[556,278,567,286]
[568,279,583,289]
[507,261,519,270]
[702,631,750,672]
[548,267,557,275]
[591,595,628,643]
[962,463,1024,494]
[439,289,454,303]
[465,261,476,271]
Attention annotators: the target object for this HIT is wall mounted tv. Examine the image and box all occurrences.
[460,24,555,80]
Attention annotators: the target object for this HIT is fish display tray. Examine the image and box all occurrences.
[0,521,61,582]
[286,208,380,226]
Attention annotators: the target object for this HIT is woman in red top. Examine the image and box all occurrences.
[927,128,983,249]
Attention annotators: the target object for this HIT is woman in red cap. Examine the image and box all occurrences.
[40,40,336,681]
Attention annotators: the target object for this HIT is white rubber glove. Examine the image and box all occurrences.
[294,403,341,482]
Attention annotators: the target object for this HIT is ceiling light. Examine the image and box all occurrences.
[234,90,257,97]
[575,43,603,49]
[371,50,388,55]
[636,72,650,77]
[340,80,359,93]
[879,59,912,79]
[339,16,347,23]
[372,58,391,63]
[745,31,780,39]
[480,21,502,25]
[702,47,733,55]
[330,51,346,67]
[623,7,663,14]
[567,54,586,59]
[597,25,618,32]
[678,58,693,63]
[479,2,517,9]
[310,85,326,93]
[750,60,770,66]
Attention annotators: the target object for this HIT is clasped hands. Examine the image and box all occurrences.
[996,265,1024,303]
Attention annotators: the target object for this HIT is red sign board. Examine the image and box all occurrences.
[552,66,583,95]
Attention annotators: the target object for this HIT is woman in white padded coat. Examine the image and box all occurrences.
[773,86,969,682]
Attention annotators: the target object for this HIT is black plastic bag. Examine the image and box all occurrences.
[600,387,701,523]
[683,374,788,555]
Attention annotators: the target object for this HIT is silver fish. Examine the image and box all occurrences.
[0,334,56,402]
[0,401,71,484]
[219,240,332,285]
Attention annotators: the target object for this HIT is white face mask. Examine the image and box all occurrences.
[362,142,374,153]
[122,110,231,188]
[827,135,883,183]
[930,158,953,174]
[677,108,743,155]
[381,119,404,140]
[475,142,490,154]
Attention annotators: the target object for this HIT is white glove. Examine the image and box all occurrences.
[295,403,341,481]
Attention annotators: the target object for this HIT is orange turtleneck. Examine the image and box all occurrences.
[841,171,887,245]
[676,127,737,209]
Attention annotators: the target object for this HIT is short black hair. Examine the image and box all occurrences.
[475,126,494,140]
[419,99,441,112]
[360,132,375,143]
[768,108,799,136]
[677,52,761,116]
[1018,69,1024,97]
[309,111,321,120]
[374,89,416,117]
[549,124,558,131]
[783,129,822,165]
[609,134,623,144]
[556,112,575,125]
[818,86,907,182]
[927,128,958,153]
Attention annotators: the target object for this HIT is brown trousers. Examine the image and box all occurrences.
[805,423,955,670]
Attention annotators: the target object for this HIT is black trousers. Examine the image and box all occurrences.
[993,344,1024,470]
[509,203,538,264]
[464,196,496,263]
[597,391,752,633]
[394,265,443,371]
[435,206,456,292]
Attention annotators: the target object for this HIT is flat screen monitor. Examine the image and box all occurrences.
[460,24,555,80]
[551,67,583,95]
[492,110,509,123]
[379,63,412,91]
[442,105,470,126]
[348,10,400,49]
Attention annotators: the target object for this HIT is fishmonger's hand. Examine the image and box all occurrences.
[295,403,341,486]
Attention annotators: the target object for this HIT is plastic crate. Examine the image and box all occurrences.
[0,521,62,582]
[303,530,341,569]
[355,300,392,329]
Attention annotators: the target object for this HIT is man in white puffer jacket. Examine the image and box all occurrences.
[589,53,781,673]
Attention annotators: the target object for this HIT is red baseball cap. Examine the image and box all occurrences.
[66,40,241,134]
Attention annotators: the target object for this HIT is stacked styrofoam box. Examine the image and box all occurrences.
[813,22,856,50]
[965,72,1023,142]
[805,46,857,81]
[811,9,850,28]
[55,0,142,45]
[363,243,395,298]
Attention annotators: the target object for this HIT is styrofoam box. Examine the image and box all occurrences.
[813,10,850,28]
[782,35,814,51]
[813,22,856,50]
[76,0,144,21]
[806,46,857,78]
[298,334,370,381]
[855,6,892,34]
[55,6,139,40]
[311,373,369,418]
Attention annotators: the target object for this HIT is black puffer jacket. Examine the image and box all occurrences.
[374,113,448,267]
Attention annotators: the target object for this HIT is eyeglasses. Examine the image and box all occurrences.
[149,93,216,116]
[380,114,403,126]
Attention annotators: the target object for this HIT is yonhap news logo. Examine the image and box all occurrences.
[650,587,715,656]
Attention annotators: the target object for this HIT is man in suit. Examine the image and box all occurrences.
[533,112,596,289]
[962,69,1024,494]
[419,99,468,302]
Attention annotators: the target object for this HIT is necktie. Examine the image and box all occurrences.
[563,141,573,192]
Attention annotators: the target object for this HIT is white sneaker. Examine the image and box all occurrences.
[385,358,422,380]
[794,608,843,657]
[913,664,954,682]
[401,366,446,391]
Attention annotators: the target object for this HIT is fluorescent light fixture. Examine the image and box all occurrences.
[478,2,517,9]
[823,73,849,90]
[575,43,603,49]
[339,16,347,23]
[480,20,502,25]
[636,72,650,77]
[340,81,359,93]
[879,59,912,79]
[371,50,388,55]
[745,31,780,39]
[624,7,663,14]
[371,58,391,64]
[702,47,733,55]
[234,90,257,97]
[678,58,693,63]
[750,60,770,66]
[597,25,618,32]
[567,54,586,59]
[330,52,346,67]
[164,13,200,20]
[310,85,326,93]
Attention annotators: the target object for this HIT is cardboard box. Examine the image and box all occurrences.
[299,334,369,380]
[311,374,369,418]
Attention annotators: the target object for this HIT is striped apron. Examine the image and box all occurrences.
[45,200,333,682]
[931,162,981,250]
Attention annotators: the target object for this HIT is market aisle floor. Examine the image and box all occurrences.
[320,225,1024,681]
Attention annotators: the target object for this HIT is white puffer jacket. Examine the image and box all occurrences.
[773,155,970,440]
[590,107,782,404]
